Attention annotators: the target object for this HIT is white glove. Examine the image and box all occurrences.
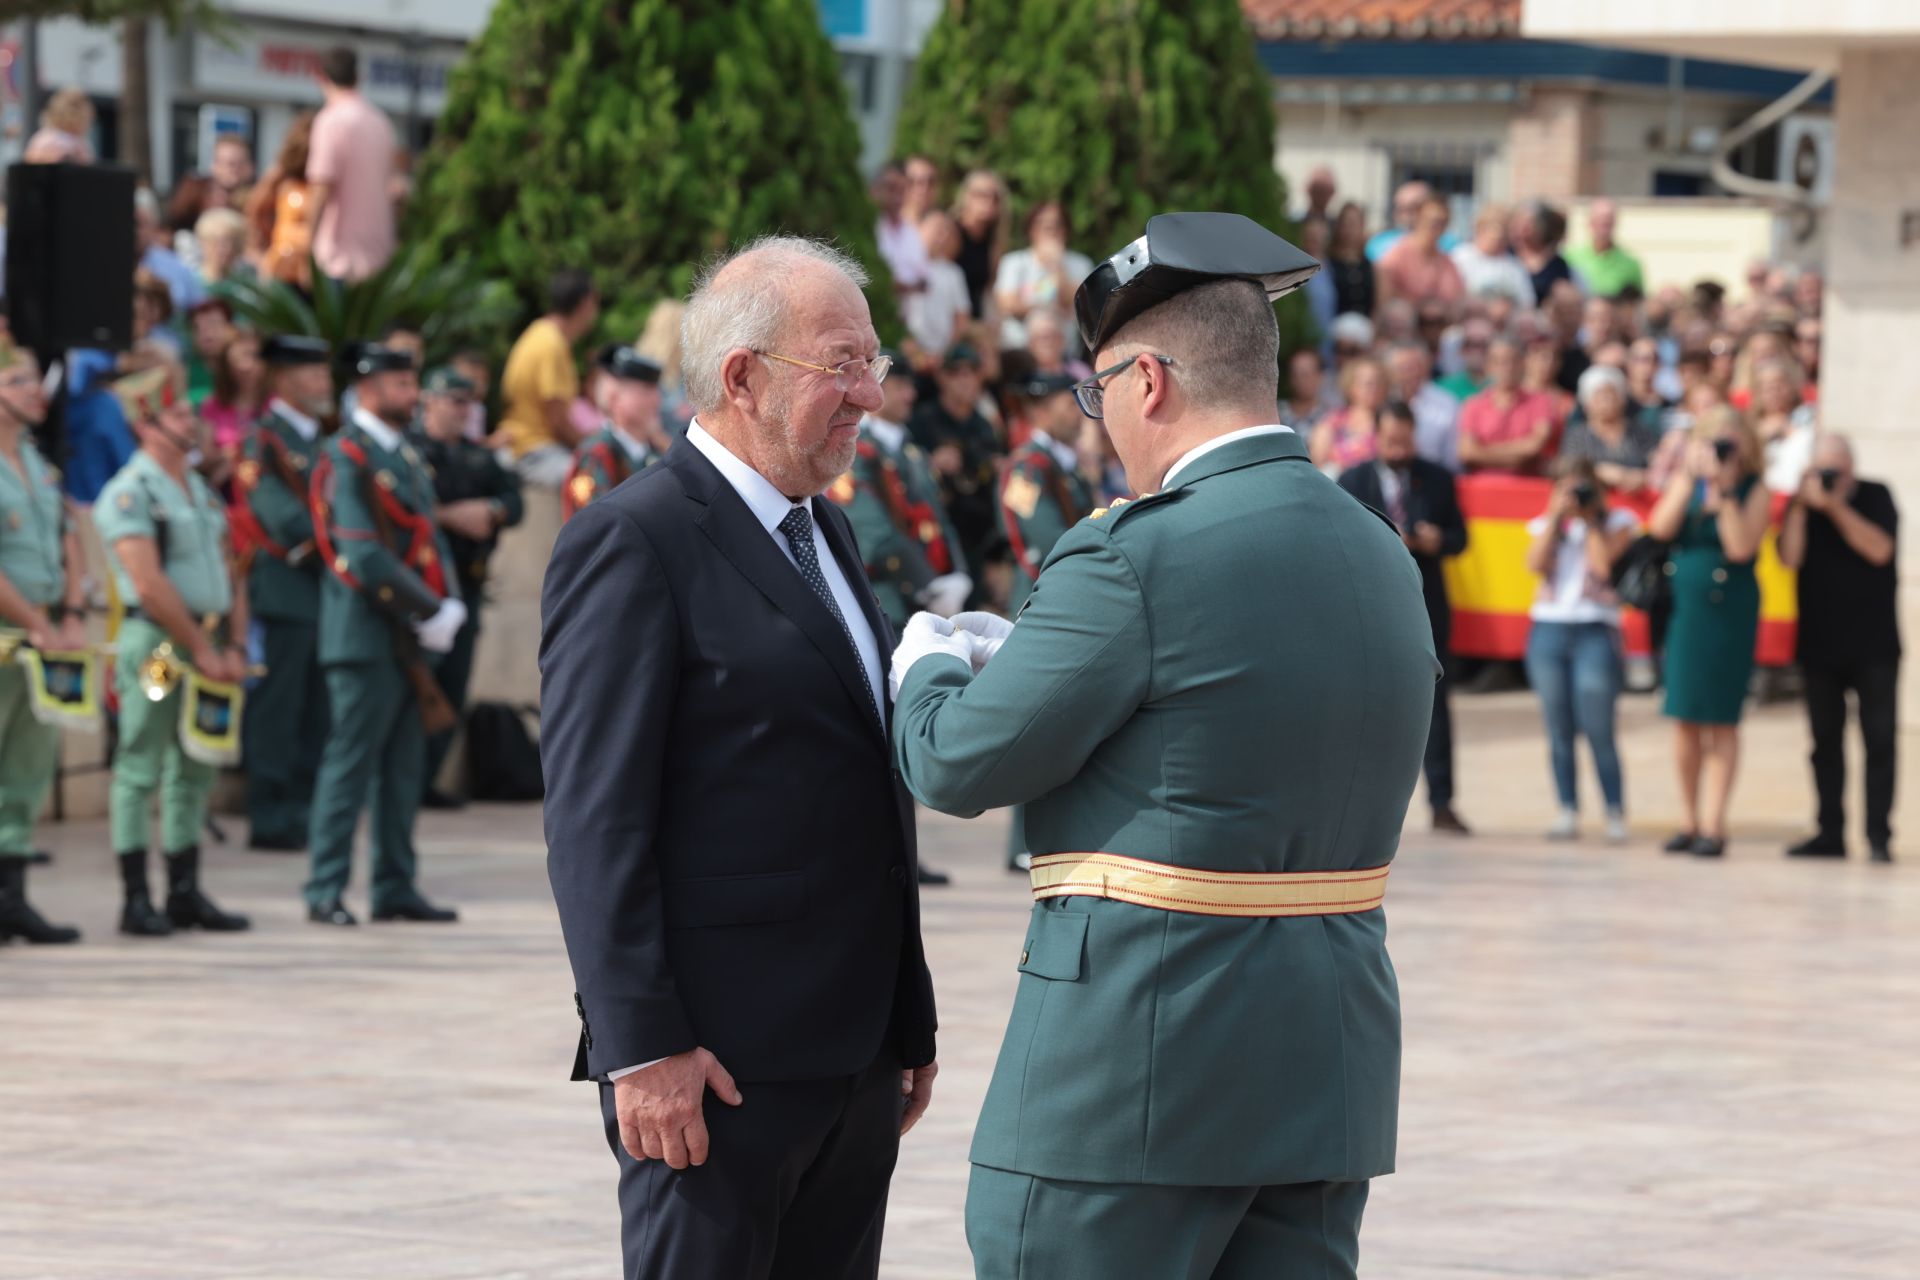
[948,611,1013,674]
[412,597,468,654]
[918,572,973,618]
[888,611,973,701]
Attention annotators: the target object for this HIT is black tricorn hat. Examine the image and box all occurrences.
[345,342,416,378]
[1074,212,1321,353]
[598,344,663,384]
[261,335,331,366]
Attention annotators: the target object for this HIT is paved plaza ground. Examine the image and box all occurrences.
[4,689,1918,1279]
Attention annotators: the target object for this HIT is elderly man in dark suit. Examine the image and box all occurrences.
[1339,400,1471,833]
[539,236,940,1280]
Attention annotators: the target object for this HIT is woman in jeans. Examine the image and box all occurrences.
[1524,458,1641,842]
[1646,408,1772,857]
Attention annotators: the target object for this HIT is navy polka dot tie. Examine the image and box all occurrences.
[778,504,881,727]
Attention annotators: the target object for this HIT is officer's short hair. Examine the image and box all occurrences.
[1101,278,1279,412]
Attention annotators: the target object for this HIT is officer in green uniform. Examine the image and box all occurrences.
[232,335,333,851]
[996,371,1100,871]
[827,350,971,632]
[305,343,463,926]
[562,346,671,521]
[412,366,524,806]
[95,367,253,937]
[890,214,1435,1279]
[907,342,1002,592]
[0,341,85,944]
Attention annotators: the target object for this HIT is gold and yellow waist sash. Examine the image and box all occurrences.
[1029,852,1389,919]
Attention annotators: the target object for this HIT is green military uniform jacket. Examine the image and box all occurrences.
[412,427,524,606]
[1000,431,1095,616]
[564,424,660,519]
[894,429,1438,1187]
[95,452,234,618]
[0,439,65,608]
[237,400,324,624]
[312,412,459,667]
[828,417,968,626]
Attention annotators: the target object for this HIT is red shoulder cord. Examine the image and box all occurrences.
[231,427,291,561]
[313,441,447,599]
[871,450,951,575]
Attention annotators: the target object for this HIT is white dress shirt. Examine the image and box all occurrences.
[1160,424,1295,490]
[863,414,907,455]
[267,398,320,441]
[610,423,651,464]
[608,422,888,1083]
[350,407,402,451]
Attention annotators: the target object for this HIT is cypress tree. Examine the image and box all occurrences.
[410,0,897,340]
[895,0,1309,349]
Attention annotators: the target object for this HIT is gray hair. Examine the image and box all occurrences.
[1576,362,1627,409]
[680,235,870,413]
[1104,279,1280,411]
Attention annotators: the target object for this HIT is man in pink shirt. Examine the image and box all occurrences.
[306,48,397,283]
[1378,194,1466,312]
[1458,337,1561,476]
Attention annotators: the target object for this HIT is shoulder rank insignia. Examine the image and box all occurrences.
[1003,470,1041,521]
[290,453,309,471]
[568,473,597,509]
[117,491,134,512]
[375,470,397,492]
[828,472,856,504]
[1089,496,1132,521]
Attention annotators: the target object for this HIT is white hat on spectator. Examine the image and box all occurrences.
[1329,312,1375,350]
[1576,362,1628,409]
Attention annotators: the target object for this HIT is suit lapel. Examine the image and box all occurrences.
[670,445,885,744]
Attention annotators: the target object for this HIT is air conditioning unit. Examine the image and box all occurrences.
[1778,115,1834,206]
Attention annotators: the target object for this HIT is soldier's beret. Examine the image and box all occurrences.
[1075,212,1321,353]
[345,342,416,378]
[261,335,331,366]
[598,345,663,384]
[422,366,477,397]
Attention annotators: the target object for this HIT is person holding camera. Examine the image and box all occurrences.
[1524,458,1641,842]
[1646,409,1772,857]
[1778,434,1899,862]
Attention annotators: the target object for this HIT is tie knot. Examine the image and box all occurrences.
[778,504,813,542]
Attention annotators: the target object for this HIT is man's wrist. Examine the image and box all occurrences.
[608,1057,667,1081]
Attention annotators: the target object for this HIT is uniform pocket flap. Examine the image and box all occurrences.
[663,870,806,929]
[1017,909,1088,981]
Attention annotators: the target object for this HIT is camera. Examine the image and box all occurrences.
[1711,439,1738,464]
[1572,481,1601,510]
[1818,467,1842,492]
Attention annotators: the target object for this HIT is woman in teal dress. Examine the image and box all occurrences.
[1648,407,1773,857]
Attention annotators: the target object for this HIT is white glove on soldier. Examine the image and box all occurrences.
[888,611,973,701]
[412,597,468,654]
[918,572,973,618]
[948,611,1013,674]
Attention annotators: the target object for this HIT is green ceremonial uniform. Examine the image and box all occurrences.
[893,430,1438,1278]
[563,423,659,520]
[305,413,460,912]
[95,451,236,855]
[412,424,524,788]
[235,402,328,846]
[0,440,67,858]
[828,417,967,630]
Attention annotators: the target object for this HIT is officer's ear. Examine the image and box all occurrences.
[719,347,761,416]
[1138,352,1173,419]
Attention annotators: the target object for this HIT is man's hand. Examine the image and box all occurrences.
[189,639,242,684]
[1799,469,1832,513]
[614,1047,743,1169]
[1408,521,1445,557]
[53,615,90,653]
[930,443,963,477]
[437,499,499,541]
[889,612,973,700]
[900,1061,938,1137]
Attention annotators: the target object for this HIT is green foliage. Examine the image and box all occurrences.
[407,0,898,346]
[212,248,521,367]
[894,0,1313,352]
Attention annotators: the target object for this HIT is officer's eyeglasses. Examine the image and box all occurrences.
[1073,354,1174,420]
[757,351,891,393]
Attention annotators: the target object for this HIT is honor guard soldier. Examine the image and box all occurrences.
[562,345,671,520]
[0,341,85,944]
[413,366,524,806]
[231,335,333,852]
[906,342,1002,591]
[996,370,1100,871]
[305,343,465,925]
[95,367,253,937]
[827,350,971,631]
[891,214,1434,1278]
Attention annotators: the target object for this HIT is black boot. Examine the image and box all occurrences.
[0,858,81,944]
[118,851,174,937]
[164,847,251,932]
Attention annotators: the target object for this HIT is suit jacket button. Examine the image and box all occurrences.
[889,865,907,885]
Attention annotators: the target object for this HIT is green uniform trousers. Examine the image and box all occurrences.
[304,660,424,911]
[423,615,478,793]
[111,618,217,854]
[243,618,328,843]
[0,663,58,857]
[965,1167,1368,1280]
